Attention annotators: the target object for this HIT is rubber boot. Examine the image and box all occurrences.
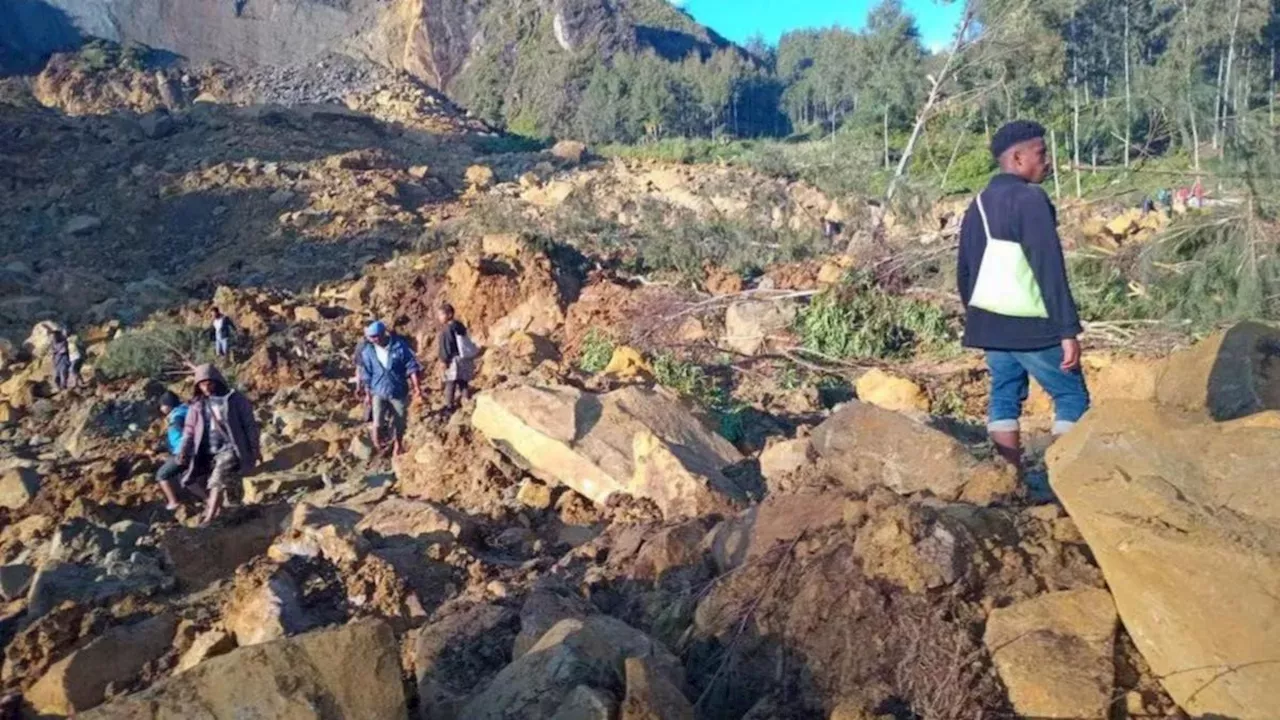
[990,429,1022,472]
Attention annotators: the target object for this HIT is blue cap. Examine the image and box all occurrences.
[365,320,387,337]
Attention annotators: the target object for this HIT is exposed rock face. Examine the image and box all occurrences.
[79,620,405,719]
[1048,401,1280,718]
[472,384,745,519]
[983,589,1117,719]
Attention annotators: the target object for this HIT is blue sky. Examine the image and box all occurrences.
[673,0,963,51]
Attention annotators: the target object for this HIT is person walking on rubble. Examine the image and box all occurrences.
[436,303,478,411]
[956,120,1090,473]
[176,364,261,525]
[154,391,189,511]
[356,320,424,456]
[210,307,236,358]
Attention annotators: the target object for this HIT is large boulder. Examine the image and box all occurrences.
[1048,401,1280,718]
[1155,321,1280,420]
[472,385,745,519]
[459,615,682,720]
[79,620,405,720]
[809,401,1013,503]
[983,589,1117,719]
[26,613,178,716]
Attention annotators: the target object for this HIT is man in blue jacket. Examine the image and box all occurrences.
[356,320,424,456]
[155,391,189,510]
[957,120,1090,472]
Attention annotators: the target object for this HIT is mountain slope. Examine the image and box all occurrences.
[1,0,736,135]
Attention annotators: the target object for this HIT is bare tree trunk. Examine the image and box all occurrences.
[940,126,967,190]
[1124,0,1132,168]
[883,106,891,170]
[1271,42,1276,127]
[1221,0,1244,143]
[1214,51,1226,150]
[1071,11,1083,199]
[1051,128,1062,201]
[882,6,977,206]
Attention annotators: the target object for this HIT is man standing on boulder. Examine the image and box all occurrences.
[956,120,1090,472]
[177,365,261,525]
[356,320,424,456]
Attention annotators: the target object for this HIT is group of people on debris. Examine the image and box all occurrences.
[150,301,476,524]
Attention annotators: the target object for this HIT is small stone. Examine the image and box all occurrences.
[486,581,510,599]
[516,479,553,510]
[408,165,430,179]
[551,140,588,165]
[63,215,102,236]
[268,189,295,205]
[349,434,376,462]
[854,368,930,414]
[465,164,495,189]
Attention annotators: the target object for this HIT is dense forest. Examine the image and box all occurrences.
[465,0,1280,175]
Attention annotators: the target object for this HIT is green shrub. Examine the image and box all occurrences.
[96,324,218,381]
[798,274,957,361]
[578,328,616,373]
[651,352,749,443]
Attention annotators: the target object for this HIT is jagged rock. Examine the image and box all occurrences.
[222,568,312,646]
[176,630,236,673]
[26,520,173,619]
[472,384,745,519]
[0,401,21,424]
[243,470,326,504]
[517,479,554,509]
[1048,401,1280,718]
[810,401,1011,503]
[268,504,367,565]
[514,586,593,659]
[629,520,706,580]
[482,232,526,257]
[552,686,616,720]
[984,589,1117,719]
[621,655,694,720]
[466,164,496,189]
[723,299,797,356]
[80,621,404,719]
[26,613,177,716]
[757,437,816,483]
[0,467,39,509]
[706,492,846,573]
[460,616,682,720]
[0,564,34,602]
[1155,321,1280,420]
[356,497,476,545]
[551,140,588,165]
[349,433,377,461]
[854,368,929,414]
[414,601,520,720]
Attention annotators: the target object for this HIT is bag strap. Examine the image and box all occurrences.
[975,193,995,242]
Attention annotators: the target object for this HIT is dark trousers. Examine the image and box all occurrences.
[444,380,470,408]
[156,456,184,484]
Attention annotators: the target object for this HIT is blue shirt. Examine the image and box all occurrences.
[165,405,189,455]
[957,173,1083,351]
[357,336,423,400]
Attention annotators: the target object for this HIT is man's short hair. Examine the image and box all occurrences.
[440,303,455,317]
[991,120,1047,160]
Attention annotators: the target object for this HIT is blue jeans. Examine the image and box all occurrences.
[215,337,230,356]
[986,346,1090,435]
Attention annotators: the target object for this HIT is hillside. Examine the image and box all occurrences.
[0,0,736,137]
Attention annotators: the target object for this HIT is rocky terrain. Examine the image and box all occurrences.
[3,47,1280,720]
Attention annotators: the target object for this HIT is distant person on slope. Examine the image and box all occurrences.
[154,391,189,511]
[436,303,477,411]
[956,120,1090,473]
[50,330,73,391]
[356,320,424,456]
[210,307,236,358]
[176,365,261,525]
